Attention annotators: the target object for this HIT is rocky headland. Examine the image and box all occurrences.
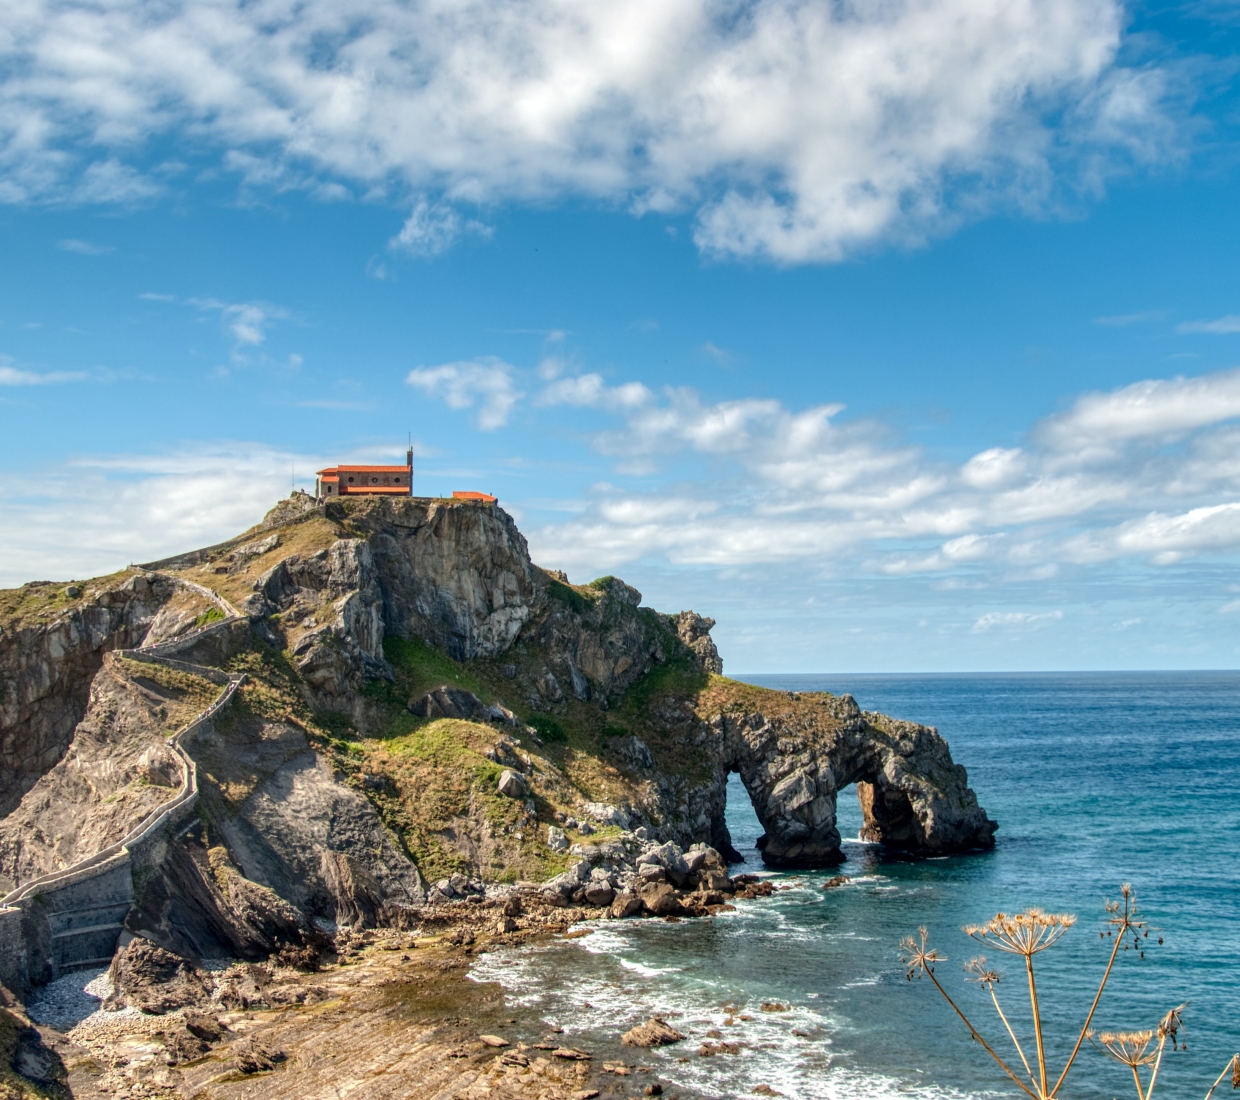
[0,493,996,1098]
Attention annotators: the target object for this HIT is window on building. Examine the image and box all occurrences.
[347,476,354,483]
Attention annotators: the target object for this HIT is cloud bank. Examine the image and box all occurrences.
[404,357,1240,585]
[0,0,1173,260]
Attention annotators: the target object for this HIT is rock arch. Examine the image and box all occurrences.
[704,694,996,868]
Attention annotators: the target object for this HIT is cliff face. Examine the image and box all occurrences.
[0,573,201,818]
[0,493,995,980]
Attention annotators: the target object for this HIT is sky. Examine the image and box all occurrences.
[3,0,1240,672]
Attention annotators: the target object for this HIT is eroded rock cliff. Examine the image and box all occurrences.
[0,493,995,984]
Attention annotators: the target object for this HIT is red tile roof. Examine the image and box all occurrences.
[453,491,497,503]
[317,464,411,474]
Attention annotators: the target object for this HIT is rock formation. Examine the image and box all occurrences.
[0,492,995,991]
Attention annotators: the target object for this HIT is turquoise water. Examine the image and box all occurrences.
[472,673,1240,1100]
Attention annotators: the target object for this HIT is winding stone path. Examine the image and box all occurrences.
[0,577,245,987]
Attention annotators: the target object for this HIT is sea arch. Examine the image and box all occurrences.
[702,696,996,868]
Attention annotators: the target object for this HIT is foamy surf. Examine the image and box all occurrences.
[469,925,989,1100]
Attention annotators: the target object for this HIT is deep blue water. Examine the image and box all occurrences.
[472,673,1240,1100]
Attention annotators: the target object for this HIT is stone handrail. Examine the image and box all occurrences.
[1,598,247,909]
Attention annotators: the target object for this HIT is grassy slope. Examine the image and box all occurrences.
[0,570,138,630]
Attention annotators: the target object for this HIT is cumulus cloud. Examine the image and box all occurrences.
[1036,368,1240,450]
[529,363,1240,577]
[0,444,320,586]
[139,296,292,359]
[407,357,522,430]
[0,0,1175,260]
[537,373,653,411]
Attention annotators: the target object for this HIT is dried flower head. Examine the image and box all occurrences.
[1231,1053,1240,1089]
[964,909,1077,956]
[1091,1030,1158,1067]
[900,927,944,980]
[1157,1004,1188,1048]
[964,956,1001,987]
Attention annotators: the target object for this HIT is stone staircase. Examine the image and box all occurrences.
[0,575,245,987]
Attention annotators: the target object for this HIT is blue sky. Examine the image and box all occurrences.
[3,0,1240,671]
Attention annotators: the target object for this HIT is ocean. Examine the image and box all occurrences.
[470,672,1240,1100]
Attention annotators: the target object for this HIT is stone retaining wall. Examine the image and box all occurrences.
[0,595,246,988]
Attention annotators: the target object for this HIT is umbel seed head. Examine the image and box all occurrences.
[964,909,1076,956]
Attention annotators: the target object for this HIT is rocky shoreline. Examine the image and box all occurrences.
[6,844,784,1100]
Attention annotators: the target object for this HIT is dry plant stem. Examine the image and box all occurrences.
[1026,954,1049,1097]
[990,986,1037,1088]
[1143,1033,1170,1100]
[924,967,1040,1100]
[1131,1063,1147,1100]
[1202,1055,1240,1100]
[1049,919,1127,1096]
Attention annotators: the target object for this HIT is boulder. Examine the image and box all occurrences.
[582,802,630,828]
[639,883,684,917]
[610,892,642,919]
[638,842,689,875]
[408,685,483,719]
[546,826,569,852]
[621,1018,685,1048]
[584,883,615,907]
[497,769,527,798]
[106,939,212,1015]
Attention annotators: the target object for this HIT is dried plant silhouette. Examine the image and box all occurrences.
[901,884,1239,1100]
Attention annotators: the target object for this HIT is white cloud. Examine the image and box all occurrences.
[537,373,652,411]
[0,359,87,385]
[0,0,1173,260]
[72,159,160,204]
[407,357,522,430]
[530,363,1240,577]
[1037,368,1240,450]
[972,610,1064,632]
[175,297,291,354]
[0,444,319,586]
[1176,315,1240,335]
[390,198,491,256]
[961,447,1027,489]
[58,238,113,255]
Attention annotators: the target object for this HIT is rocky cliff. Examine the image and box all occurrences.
[0,493,995,981]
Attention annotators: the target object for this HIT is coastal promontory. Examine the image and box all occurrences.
[0,494,995,992]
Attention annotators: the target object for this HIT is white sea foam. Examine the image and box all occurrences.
[466,925,990,1100]
[618,958,682,977]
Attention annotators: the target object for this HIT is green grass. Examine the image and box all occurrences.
[528,714,567,743]
[386,719,490,768]
[195,605,226,627]
[546,578,590,614]
[384,634,489,700]
[618,648,708,714]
